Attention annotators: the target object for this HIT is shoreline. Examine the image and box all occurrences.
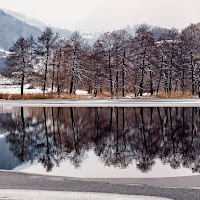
[2,169,200,189]
[0,170,200,199]
[0,98,200,107]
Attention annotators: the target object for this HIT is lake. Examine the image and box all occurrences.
[0,107,200,178]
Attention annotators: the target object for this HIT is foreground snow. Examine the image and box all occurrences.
[75,90,88,95]
[0,84,43,94]
[0,190,172,200]
[0,83,89,95]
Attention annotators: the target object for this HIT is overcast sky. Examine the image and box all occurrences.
[0,0,200,32]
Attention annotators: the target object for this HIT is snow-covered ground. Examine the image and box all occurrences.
[0,74,13,85]
[0,190,172,200]
[75,90,88,95]
[0,74,90,95]
[0,85,89,95]
[0,84,43,94]
[0,74,43,94]
[0,74,89,95]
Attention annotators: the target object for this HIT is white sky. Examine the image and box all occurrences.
[0,0,200,32]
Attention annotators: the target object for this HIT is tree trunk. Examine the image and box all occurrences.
[21,71,25,96]
[115,71,118,95]
[70,71,75,94]
[182,69,185,95]
[157,53,164,93]
[43,56,49,94]
[169,42,175,94]
[21,50,26,96]
[94,68,98,97]
[198,69,200,98]
[108,50,113,97]
[70,47,77,94]
[122,48,125,97]
[175,78,178,92]
[148,56,153,95]
[57,48,62,95]
[115,47,119,95]
[191,52,195,95]
[139,49,146,96]
[134,75,137,97]
[51,63,55,93]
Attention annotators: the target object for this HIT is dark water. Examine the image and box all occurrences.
[0,107,200,178]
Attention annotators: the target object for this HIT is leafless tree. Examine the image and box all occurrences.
[5,36,36,95]
[37,27,58,93]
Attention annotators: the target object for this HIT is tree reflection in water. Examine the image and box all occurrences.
[1,107,200,173]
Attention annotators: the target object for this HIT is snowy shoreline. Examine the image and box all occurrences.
[0,170,199,199]
[0,98,200,107]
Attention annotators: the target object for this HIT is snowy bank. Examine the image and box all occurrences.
[0,190,172,200]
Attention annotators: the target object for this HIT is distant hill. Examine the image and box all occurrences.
[4,10,101,44]
[5,9,72,39]
[0,10,43,69]
[0,49,10,71]
[0,9,171,70]
[5,9,47,31]
[0,10,42,51]
[125,24,170,41]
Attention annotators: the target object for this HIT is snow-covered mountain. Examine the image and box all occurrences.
[5,10,47,31]
[4,10,72,39]
[0,49,10,71]
[0,10,42,51]
[0,9,170,70]
[0,10,43,69]
[3,9,98,44]
[125,24,170,41]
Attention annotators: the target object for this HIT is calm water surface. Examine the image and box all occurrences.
[0,107,200,178]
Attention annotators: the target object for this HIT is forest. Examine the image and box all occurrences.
[3,23,200,98]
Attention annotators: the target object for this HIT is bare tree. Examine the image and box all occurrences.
[100,32,115,97]
[52,38,66,94]
[133,25,155,96]
[181,24,200,95]
[168,28,179,93]
[37,27,58,93]
[5,37,35,95]
[90,40,105,96]
[66,31,85,94]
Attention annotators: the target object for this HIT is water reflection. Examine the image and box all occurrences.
[1,107,200,174]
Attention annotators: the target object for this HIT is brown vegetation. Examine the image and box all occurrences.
[147,91,197,98]
[0,90,197,100]
[0,93,89,100]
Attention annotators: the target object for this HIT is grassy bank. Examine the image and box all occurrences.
[0,93,88,100]
[0,91,197,100]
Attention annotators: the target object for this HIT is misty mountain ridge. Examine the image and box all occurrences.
[0,9,42,51]
[5,10,71,39]
[3,9,170,43]
[0,9,171,70]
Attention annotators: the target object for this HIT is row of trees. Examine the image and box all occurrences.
[4,24,200,97]
[2,107,200,172]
